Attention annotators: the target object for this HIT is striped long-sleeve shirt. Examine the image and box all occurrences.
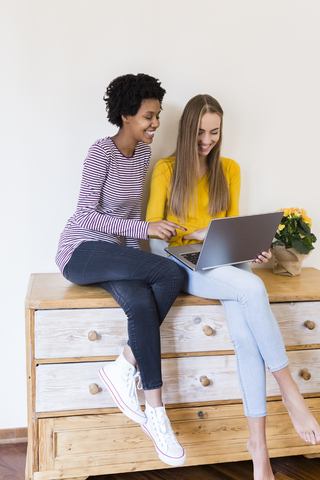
[55,137,150,273]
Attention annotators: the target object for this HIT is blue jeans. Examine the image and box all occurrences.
[169,257,289,417]
[63,241,186,390]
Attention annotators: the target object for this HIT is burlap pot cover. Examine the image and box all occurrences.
[271,245,310,276]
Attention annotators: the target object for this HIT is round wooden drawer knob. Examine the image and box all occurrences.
[203,325,214,336]
[89,383,99,395]
[304,320,315,330]
[88,330,98,341]
[200,375,210,387]
[300,369,311,381]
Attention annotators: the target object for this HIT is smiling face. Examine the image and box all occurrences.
[123,98,161,145]
[197,112,221,161]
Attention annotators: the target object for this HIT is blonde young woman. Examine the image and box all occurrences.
[146,94,320,480]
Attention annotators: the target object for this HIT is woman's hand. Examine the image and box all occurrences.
[253,249,272,264]
[148,220,187,243]
[183,227,208,242]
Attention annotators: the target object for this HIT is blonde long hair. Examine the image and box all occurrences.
[168,94,229,221]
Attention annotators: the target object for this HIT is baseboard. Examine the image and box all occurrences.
[0,427,28,444]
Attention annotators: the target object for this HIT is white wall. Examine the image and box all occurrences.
[1,0,319,429]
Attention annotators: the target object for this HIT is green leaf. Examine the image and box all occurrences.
[275,210,316,254]
[291,238,311,254]
[298,226,310,236]
[297,219,310,235]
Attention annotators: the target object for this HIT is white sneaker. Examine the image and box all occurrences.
[99,353,146,424]
[142,401,186,467]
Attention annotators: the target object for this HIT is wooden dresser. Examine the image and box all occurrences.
[25,268,320,480]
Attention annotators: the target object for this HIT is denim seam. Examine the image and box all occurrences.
[233,344,250,415]
[241,295,268,417]
[78,242,178,272]
[245,411,268,418]
[66,241,184,391]
[105,281,162,390]
[267,359,289,373]
[79,244,183,308]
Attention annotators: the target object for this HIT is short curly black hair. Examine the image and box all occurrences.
[103,73,166,128]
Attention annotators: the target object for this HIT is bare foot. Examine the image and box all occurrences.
[247,438,274,480]
[282,382,320,445]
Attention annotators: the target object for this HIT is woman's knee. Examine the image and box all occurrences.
[106,280,158,319]
[240,272,268,302]
[156,256,186,288]
[169,260,187,285]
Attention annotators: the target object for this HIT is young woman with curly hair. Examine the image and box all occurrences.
[56,74,186,467]
[146,94,320,479]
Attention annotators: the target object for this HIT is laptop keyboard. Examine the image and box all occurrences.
[181,251,200,265]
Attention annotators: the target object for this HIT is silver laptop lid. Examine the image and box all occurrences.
[165,211,283,271]
[196,211,283,270]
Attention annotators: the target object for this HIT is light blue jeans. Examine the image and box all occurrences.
[169,257,289,417]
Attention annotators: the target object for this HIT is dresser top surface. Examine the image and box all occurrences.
[25,268,320,310]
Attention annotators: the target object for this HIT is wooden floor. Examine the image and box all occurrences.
[2,443,320,480]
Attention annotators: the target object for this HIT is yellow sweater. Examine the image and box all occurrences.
[146,155,241,247]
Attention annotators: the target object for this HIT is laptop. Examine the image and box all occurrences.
[165,211,284,271]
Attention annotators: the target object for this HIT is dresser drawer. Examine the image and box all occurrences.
[36,349,320,413]
[34,305,232,359]
[38,398,320,476]
[163,350,320,405]
[34,309,128,359]
[36,361,113,412]
[39,406,252,474]
[266,349,320,397]
[272,302,320,346]
[34,301,320,361]
[36,356,241,413]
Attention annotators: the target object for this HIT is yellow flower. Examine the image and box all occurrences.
[273,206,316,254]
[280,208,290,217]
[289,207,303,217]
[302,215,312,226]
[279,207,312,225]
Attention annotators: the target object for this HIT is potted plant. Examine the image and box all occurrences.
[271,207,317,276]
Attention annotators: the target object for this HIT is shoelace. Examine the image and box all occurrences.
[127,371,142,405]
[156,410,179,446]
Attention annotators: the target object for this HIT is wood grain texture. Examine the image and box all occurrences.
[38,419,54,472]
[25,273,221,310]
[0,428,27,444]
[25,268,320,480]
[25,308,38,480]
[274,475,294,480]
[34,301,320,360]
[25,268,320,310]
[35,348,320,413]
[34,305,230,359]
[271,302,320,346]
[0,443,28,480]
[5,442,320,480]
[34,398,320,478]
[256,268,320,302]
